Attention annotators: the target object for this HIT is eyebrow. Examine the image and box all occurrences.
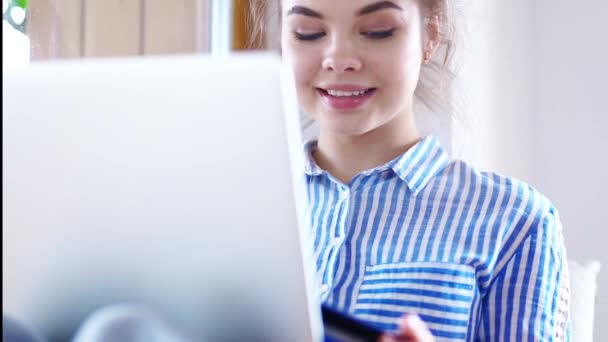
[286,6,323,19]
[286,1,402,19]
[356,1,403,16]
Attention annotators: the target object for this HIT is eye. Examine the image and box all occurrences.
[293,32,326,41]
[362,28,395,39]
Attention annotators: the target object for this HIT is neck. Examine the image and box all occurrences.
[314,113,421,184]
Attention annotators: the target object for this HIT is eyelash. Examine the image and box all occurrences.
[363,28,396,39]
[293,32,326,41]
[293,29,396,41]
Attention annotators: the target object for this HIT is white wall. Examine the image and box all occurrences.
[532,0,608,340]
[451,0,499,172]
[452,0,534,182]
[457,0,608,340]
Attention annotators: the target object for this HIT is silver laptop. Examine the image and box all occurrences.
[2,53,323,342]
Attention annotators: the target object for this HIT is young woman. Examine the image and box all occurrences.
[249,0,571,341]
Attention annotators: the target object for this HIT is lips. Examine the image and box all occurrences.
[316,86,377,111]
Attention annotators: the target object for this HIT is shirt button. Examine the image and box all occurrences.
[320,284,330,293]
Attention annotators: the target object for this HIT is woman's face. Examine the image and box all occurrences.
[281,0,426,137]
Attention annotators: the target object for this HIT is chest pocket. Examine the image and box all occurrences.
[353,262,476,341]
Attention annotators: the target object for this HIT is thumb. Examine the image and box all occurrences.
[380,314,434,342]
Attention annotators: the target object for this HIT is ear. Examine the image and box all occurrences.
[423,14,441,64]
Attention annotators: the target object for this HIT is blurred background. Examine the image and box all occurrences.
[3,0,607,340]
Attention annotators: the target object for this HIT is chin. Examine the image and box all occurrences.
[321,117,378,138]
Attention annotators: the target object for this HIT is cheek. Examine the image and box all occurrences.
[375,41,422,87]
[286,48,319,90]
[295,64,317,91]
[282,49,319,110]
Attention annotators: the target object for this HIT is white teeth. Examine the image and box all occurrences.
[326,89,368,97]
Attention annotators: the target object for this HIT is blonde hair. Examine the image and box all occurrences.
[247,0,462,119]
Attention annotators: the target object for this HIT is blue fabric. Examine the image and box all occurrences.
[305,135,571,341]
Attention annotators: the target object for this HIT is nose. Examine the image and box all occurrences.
[321,37,362,73]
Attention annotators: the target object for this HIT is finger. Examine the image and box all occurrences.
[399,315,434,342]
[379,334,395,342]
[379,334,414,342]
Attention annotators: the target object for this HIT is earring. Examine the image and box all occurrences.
[423,51,431,64]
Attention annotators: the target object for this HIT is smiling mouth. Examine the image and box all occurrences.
[316,88,377,98]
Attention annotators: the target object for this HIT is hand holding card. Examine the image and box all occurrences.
[322,305,434,342]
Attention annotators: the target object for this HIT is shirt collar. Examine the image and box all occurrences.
[303,135,449,194]
[303,140,324,176]
[390,135,450,194]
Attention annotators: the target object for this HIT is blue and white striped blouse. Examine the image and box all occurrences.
[304,135,571,341]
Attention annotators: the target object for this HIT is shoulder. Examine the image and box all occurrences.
[452,161,566,272]
[440,159,563,240]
